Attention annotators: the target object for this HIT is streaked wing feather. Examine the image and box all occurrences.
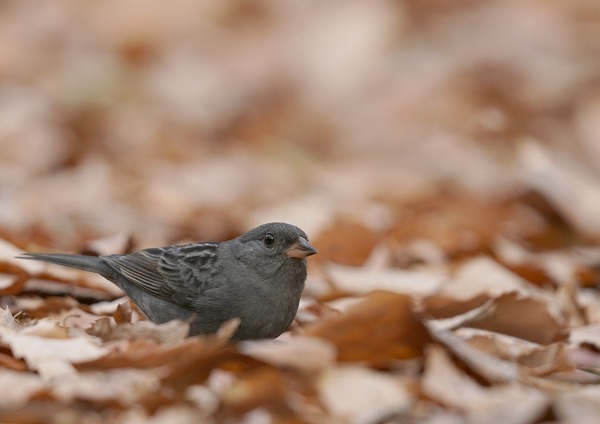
[103,249,165,297]
[102,243,220,305]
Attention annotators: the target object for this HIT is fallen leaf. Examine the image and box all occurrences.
[0,351,27,371]
[426,321,520,383]
[51,369,160,405]
[422,345,548,424]
[390,195,540,259]
[304,291,431,363]
[0,262,28,295]
[0,306,22,332]
[220,367,288,415]
[114,301,133,324]
[318,365,412,424]
[87,318,189,344]
[325,263,446,297]
[312,220,380,266]
[0,369,45,408]
[458,329,573,376]
[569,323,600,349]
[1,331,108,378]
[441,256,544,300]
[467,293,565,345]
[418,293,491,320]
[519,140,600,238]
[240,336,336,373]
[554,385,600,422]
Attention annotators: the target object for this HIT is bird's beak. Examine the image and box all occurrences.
[286,236,318,259]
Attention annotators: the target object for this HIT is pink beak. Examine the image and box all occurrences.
[286,237,317,259]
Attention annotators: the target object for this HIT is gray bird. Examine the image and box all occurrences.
[17,222,317,340]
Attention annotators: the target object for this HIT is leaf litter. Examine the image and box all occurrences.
[2,0,600,422]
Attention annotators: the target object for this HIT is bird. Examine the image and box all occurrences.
[17,222,317,340]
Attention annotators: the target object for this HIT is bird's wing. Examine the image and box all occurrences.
[102,243,221,306]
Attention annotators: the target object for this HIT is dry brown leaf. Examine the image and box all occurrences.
[75,338,193,371]
[161,349,262,393]
[8,245,122,300]
[312,220,379,266]
[304,290,431,363]
[220,367,288,415]
[78,321,238,388]
[419,293,492,320]
[390,195,542,260]
[1,237,121,296]
[0,351,27,371]
[114,300,134,324]
[0,262,28,295]
[7,296,81,319]
[22,275,119,301]
[459,329,573,376]
[0,239,45,275]
[466,293,565,345]
[426,322,520,383]
[421,299,496,332]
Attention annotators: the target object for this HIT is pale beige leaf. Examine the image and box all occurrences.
[519,140,600,238]
[318,366,412,424]
[326,263,446,296]
[569,323,600,349]
[426,321,520,383]
[52,369,160,404]
[441,256,539,301]
[422,346,548,424]
[422,345,491,407]
[2,332,107,377]
[554,386,600,424]
[240,336,336,373]
[90,296,131,315]
[0,306,21,331]
[0,369,45,408]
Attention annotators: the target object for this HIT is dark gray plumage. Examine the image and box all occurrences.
[17,222,317,340]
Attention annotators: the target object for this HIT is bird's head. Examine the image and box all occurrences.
[232,222,317,272]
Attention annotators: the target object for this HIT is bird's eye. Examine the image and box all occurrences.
[263,233,275,246]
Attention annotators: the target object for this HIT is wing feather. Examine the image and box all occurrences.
[102,242,220,306]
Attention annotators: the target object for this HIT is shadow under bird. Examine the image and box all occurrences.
[17,222,317,340]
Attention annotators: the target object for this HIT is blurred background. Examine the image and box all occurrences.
[4,2,600,421]
[1,0,600,256]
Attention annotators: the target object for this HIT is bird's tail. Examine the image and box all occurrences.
[16,252,107,275]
